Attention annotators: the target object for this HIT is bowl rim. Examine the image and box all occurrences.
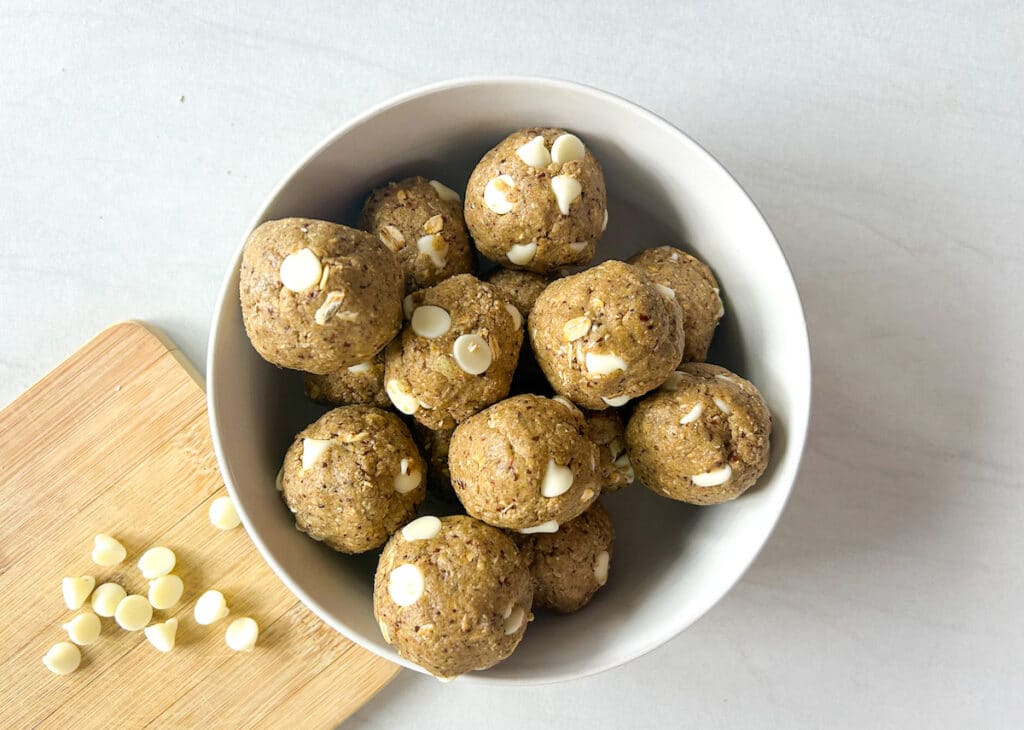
[207,74,812,685]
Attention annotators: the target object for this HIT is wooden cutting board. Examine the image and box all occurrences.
[0,322,399,729]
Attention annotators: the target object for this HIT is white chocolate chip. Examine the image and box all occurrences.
[114,594,153,631]
[411,305,451,338]
[138,546,176,579]
[593,550,610,584]
[655,283,676,300]
[569,241,589,254]
[585,351,627,376]
[680,402,704,424]
[43,642,81,675]
[416,234,449,268]
[378,619,391,644]
[279,248,322,293]
[91,582,127,617]
[423,214,444,234]
[503,605,525,635]
[91,533,126,566]
[550,133,586,164]
[562,315,592,342]
[209,495,241,530]
[347,360,372,374]
[550,175,582,215]
[194,590,230,625]
[62,575,95,610]
[717,302,725,318]
[388,564,424,607]
[540,459,574,498]
[507,242,538,266]
[608,438,624,460]
[402,294,416,320]
[504,302,523,330]
[144,618,178,653]
[516,135,552,168]
[552,395,580,414]
[225,617,259,652]
[518,520,559,534]
[275,465,284,492]
[301,438,332,471]
[692,464,733,487]
[601,394,631,407]
[386,379,420,415]
[378,224,405,252]
[484,174,516,214]
[314,290,346,325]
[61,612,101,646]
[713,397,732,415]
[613,452,635,482]
[393,458,422,494]
[401,515,442,542]
[601,208,608,232]
[452,334,492,375]
[662,371,685,391]
[429,180,461,202]
[148,574,184,610]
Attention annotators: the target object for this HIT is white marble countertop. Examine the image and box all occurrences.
[3,3,1022,727]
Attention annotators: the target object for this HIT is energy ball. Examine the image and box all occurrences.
[411,423,457,501]
[240,218,403,374]
[384,274,522,430]
[449,394,601,532]
[626,363,771,505]
[359,176,474,292]
[465,128,607,273]
[584,408,634,492]
[517,501,614,613]
[303,349,390,409]
[529,260,685,410]
[373,515,533,680]
[628,246,723,363]
[280,406,426,553]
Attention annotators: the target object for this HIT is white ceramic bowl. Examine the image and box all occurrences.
[207,77,810,684]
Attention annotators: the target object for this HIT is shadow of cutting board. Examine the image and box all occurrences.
[0,322,399,728]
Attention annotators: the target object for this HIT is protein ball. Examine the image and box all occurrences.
[628,246,723,363]
[486,268,555,396]
[626,363,772,505]
[303,349,390,409]
[358,176,474,292]
[280,406,427,553]
[584,409,634,492]
[517,501,614,613]
[449,394,601,532]
[373,515,532,680]
[529,260,685,410]
[239,218,403,374]
[465,128,607,273]
[384,274,522,430]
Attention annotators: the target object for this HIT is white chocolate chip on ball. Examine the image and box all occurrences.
[562,315,592,342]
[402,294,416,320]
[417,234,449,268]
[210,495,241,530]
[92,533,126,566]
[225,617,259,652]
[314,290,346,325]
[378,619,391,644]
[301,438,332,471]
[484,175,517,214]
[518,520,559,534]
[585,351,627,376]
[43,642,81,675]
[601,208,608,232]
[347,360,372,374]
[401,515,442,542]
[452,334,492,375]
[503,605,525,635]
[388,564,425,607]
[194,590,230,625]
[516,135,552,168]
[393,458,422,494]
[662,371,685,391]
[552,395,580,414]
[61,612,101,646]
[601,394,631,407]
[504,302,523,330]
[378,224,405,252]
[62,575,95,610]
[608,438,624,460]
[279,248,322,293]
[138,546,176,579]
[411,305,451,339]
[144,617,178,653]
[550,175,582,215]
[654,284,676,300]
[540,459,574,498]
[713,397,732,415]
[580,487,595,502]
[568,241,589,254]
[691,464,733,487]
[91,582,127,617]
[680,402,704,425]
[429,179,461,202]
[386,379,420,415]
[148,574,185,610]
[507,241,538,266]
[614,453,635,482]
[275,465,284,492]
[593,550,610,585]
[114,594,153,631]
[550,133,586,164]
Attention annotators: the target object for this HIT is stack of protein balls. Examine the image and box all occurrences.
[239,128,772,681]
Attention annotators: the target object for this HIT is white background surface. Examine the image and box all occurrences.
[2,2,1022,727]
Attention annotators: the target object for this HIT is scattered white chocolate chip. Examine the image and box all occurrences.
[194,590,230,625]
[114,594,153,631]
[386,379,420,415]
[416,234,449,268]
[585,351,627,376]
[452,334,492,375]
[43,642,81,675]
[550,175,582,215]
[62,575,95,610]
[680,402,704,424]
[61,612,101,646]
[484,174,516,214]
[593,550,610,584]
[540,459,574,498]
[138,546,176,579]
[378,224,405,252]
[423,214,444,234]
[580,487,595,502]
[314,290,346,325]
[91,533,126,566]
[378,619,391,644]
[503,606,525,635]
[601,394,631,407]
[563,315,592,342]
[148,574,185,610]
[507,241,538,266]
[388,564,424,607]
[347,360,373,374]
[225,617,259,652]
[691,464,733,487]
[655,283,677,300]
[402,294,416,320]
[411,305,451,338]
[401,515,442,542]
[429,179,461,202]
[393,458,422,494]
[301,438,332,471]
[209,495,241,530]
[614,453,635,482]
[275,465,284,492]
[552,395,580,414]
[713,397,732,415]
[569,241,589,254]
[144,618,178,653]
[518,520,559,534]
[91,582,127,617]
[550,133,585,164]
[504,302,523,330]
[516,135,552,167]
[601,208,608,232]
[662,371,685,391]
[279,248,322,293]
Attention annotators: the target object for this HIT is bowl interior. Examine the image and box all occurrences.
[208,78,810,684]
